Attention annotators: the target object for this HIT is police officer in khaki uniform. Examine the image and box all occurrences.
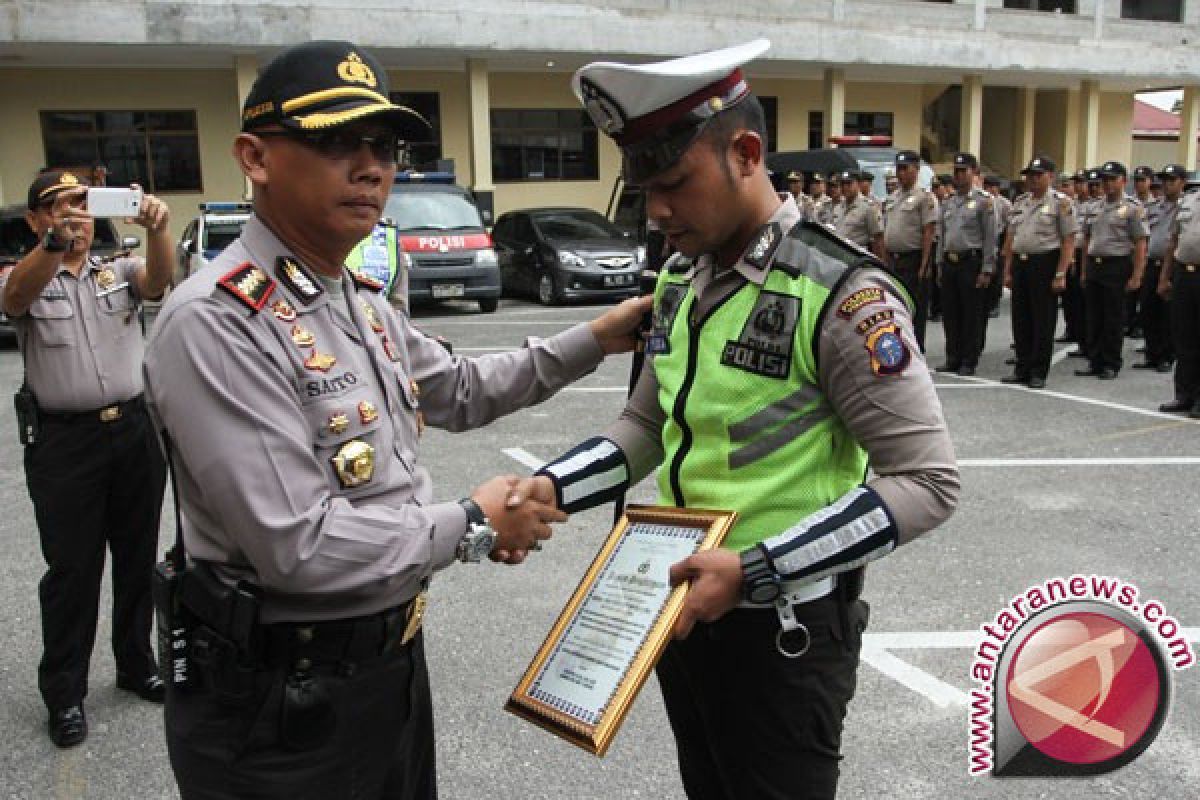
[1003,156,1077,389]
[935,153,995,376]
[1061,170,1091,354]
[1128,165,1157,338]
[0,170,173,747]
[787,170,817,222]
[834,169,884,259]
[1076,161,1148,380]
[982,175,1010,325]
[1133,166,1175,372]
[1158,170,1200,416]
[810,173,834,227]
[144,41,648,798]
[515,40,958,800]
[884,151,938,351]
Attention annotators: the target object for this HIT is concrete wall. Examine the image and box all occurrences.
[1097,91,1134,169]
[1034,89,1070,171]
[980,86,1017,177]
[1132,137,1199,170]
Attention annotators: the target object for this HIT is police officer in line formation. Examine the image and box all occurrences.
[1159,165,1200,417]
[1002,156,1078,389]
[883,150,939,351]
[786,170,817,222]
[1128,164,1156,338]
[144,40,649,797]
[1136,164,1177,373]
[809,172,834,226]
[982,174,1010,325]
[935,152,995,376]
[1061,170,1090,355]
[833,169,885,259]
[1075,161,1148,380]
[517,38,957,800]
[1,171,174,747]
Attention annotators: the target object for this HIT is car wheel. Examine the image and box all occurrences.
[478,297,499,313]
[537,274,559,306]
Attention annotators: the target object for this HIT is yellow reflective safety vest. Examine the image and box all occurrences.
[346,222,401,295]
[650,221,903,553]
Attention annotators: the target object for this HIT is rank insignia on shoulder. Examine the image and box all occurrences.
[332,439,375,489]
[351,271,386,293]
[218,263,276,312]
[271,299,297,322]
[304,351,338,372]
[290,325,316,348]
[276,257,323,305]
[864,323,910,377]
[837,286,884,318]
[744,222,783,269]
[358,400,378,424]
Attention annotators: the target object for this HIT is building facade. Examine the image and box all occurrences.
[2,0,1198,242]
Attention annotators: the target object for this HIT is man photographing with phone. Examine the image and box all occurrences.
[1,169,173,747]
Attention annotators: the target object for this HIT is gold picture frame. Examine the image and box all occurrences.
[505,505,736,756]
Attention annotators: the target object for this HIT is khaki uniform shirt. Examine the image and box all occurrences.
[836,195,883,249]
[938,188,997,273]
[606,197,958,542]
[884,186,938,254]
[1010,190,1078,255]
[1172,191,1200,265]
[144,216,604,623]
[1085,197,1148,257]
[992,193,1013,238]
[813,195,834,227]
[1146,197,1178,260]
[1,253,146,412]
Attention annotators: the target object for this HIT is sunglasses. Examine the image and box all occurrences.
[257,128,406,165]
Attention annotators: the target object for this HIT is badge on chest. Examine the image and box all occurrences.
[720,289,799,380]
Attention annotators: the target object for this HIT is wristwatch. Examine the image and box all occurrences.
[740,545,781,604]
[456,497,496,563]
[42,228,68,253]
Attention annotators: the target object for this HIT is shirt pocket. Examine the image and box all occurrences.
[27,295,75,347]
[98,287,139,336]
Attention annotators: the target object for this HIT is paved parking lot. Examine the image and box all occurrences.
[0,295,1196,799]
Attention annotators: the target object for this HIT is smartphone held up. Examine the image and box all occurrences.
[85,186,143,218]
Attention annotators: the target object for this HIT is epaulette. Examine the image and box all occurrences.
[350,271,386,293]
[217,262,275,312]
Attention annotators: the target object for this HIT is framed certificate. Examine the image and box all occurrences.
[505,505,736,756]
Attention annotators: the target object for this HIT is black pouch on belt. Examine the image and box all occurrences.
[280,667,336,752]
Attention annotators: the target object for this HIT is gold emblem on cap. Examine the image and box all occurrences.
[304,352,337,372]
[358,400,379,425]
[290,325,315,348]
[61,173,80,186]
[271,299,297,321]
[332,439,375,488]
[337,52,377,88]
[96,268,116,289]
[361,300,384,332]
[327,412,350,436]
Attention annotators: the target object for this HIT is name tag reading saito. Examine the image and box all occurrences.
[506,505,735,756]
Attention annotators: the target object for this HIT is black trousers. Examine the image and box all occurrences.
[25,402,165,711]
[941,253,986,369]
[1139,258,1174,366]
[167,629,436,800]
[1061,248,1088,346]
[1010,251,1060,380]
[1084,256,1134,372]
[656,594,868,800]
[891,251,928,351]
[1170,265,1200,404]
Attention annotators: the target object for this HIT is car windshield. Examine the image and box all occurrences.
[203,222,246,252]
[385,190,483,231]
[533,210,623,241]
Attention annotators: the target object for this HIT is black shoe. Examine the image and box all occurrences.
[117,673,165,704]
[1001,373,1028,384]
[1131,361,1156,370]
[48,705,86,748]
[1098,368,1118,380]
[935,363,961,373]
[1156,362,1174,374]
[957,365,976,377]
[988,308,1000,319]
[1159,399,1193,413]
[1067,349,1088,359]
[1075,367,1102,377]
[1027,377,1046,389]
[1135,345,1146,354]
[1055,335,1072,343]
[1005,357,1016,365]
[1190,405,1200,420]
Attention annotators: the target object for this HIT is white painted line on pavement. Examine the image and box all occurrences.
[865,631,981,649]
[956,373,1200,424]
[960,457,1200,467]
[503,447,545,471]
[859,646,971,708]
[931,384,1001,389]
[1049,345,1074,366]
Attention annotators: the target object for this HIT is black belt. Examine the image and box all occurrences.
[260,596,424,669]
[1179,262,1199,273]
[891,250,921,258]
[945,249,982,263]
[1090,255,1132,266]
[1015,250,1058,262]
[41,394,144,425]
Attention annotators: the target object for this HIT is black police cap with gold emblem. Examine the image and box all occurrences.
[1132,165,1154,180]
[242,41,429,139]
[1100,161,1127,178]
[1158,164,1188,180]
[1020,156,1055,175]
[953,152,978,170]
[572,39,770,184]
[895,150,920,167]
[27,168,89,210]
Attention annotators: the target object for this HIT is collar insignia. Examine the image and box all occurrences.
[218,263,276,312]
[276,257,323,305]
